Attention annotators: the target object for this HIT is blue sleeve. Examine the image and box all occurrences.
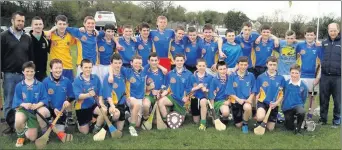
[73,80,82,100]
[97,31,105,39]
[251,75,257,93]
[121,67,131,78]
[38,83,49,106]
[170,30,175,39]
[12,84,22,108]
[66,27,81,39]
[95,75,102,97]
[295,43,301,55]
[102,75,111,100]
[66,79,75,99]
[208,79,216,100]
[222,37,227,44]
[251,32,260,42]
[143,64,150,74]
[226,75,235,96]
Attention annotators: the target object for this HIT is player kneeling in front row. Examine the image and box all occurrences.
[43,59,75,132]
[282,64,308,135]
[73,59,107,134]
[255,56,285,131]
[226,56,256,133]
[12,62,51,147]
[158,54,193,127]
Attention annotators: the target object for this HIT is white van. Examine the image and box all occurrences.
[94,11,117,31]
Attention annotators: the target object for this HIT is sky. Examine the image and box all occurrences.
[145,1,341,21]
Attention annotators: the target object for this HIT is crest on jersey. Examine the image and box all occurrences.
[113,83,118,89]
[129,77,136,83]
[300,50,306,55]
[48,88,54,94]
[262,81,269,87]
[154,36,159,42]
[233,82,238,87]
[202,48,206,54]
[99,46,105,52]
[185,48,190,52]
[138,44,144,50]
[170,77,176,83]
[256,46,260,51]
[81,35,87,41]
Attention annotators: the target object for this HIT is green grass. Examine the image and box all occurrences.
[1,47,341,149]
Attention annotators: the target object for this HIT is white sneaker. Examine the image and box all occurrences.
[129,126,138,136]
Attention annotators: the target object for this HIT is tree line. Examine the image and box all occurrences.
[1,1,340,39]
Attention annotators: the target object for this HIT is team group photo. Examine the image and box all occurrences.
[0,1,341,149]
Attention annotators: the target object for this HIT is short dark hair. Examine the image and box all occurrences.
[80,59,92,67]
[139,22,150,31]
[285,30,295,36]
[290,64,301,72]
[203,23,213,32]
[55,15,68,23]
[304,26,316,35]
[260,24,271,32]
[266,56,278,64]
[237,56,248,64]
[216,61,226,69]
[22,61,35,71]
[104,24,115,31]
[242,22,252,28]
[31,16,43,23]
[148,52,158,60]
[12,11,25,20]
[49,59,63,69]
[188,27,196,33]
[174,53,185,60]
[225,28,235,35]
[110,53,122,63]
[196,58,206,65]
[123,24,133,29]
[175,26,185,32]
[83,16,95,23]
[132,54,142,61]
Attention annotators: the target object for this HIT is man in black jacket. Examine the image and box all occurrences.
[319,23,341,126]
[1,11,34,135]
[29,16,50,81]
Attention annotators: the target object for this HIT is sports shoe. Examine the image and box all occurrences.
[129,126,138,136]
[242,125,248,134]
[15,138,25,147]
[333,118,341,126]
[198,124,206,131]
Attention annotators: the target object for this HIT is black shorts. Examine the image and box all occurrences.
[48,108,67,125]
[185,65,197,73]
[256,102,278,123]
[231,103,244,124]
[75,104,97,126]
[248,66,267,78]
[108,104,127,121]
[190,98,200,116]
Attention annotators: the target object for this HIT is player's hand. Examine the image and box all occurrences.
[108,75,114,83]
[197,83,204,89]
[269,102,278,109]
[101,105,108,113]
[94,29,99,36]
[315,41,322,47]
[245,99,252,104]
[88,90,96,97]
[131,36,137,42]
[219,51,227,58]
[21,103,32,110]
[236,98,244,105]
[109,106,116,115]
[182,96,189,103]
[44,31,51,40]
[152,90,159,96]
[227,70,233,76]
[54,108,63,116]
[201,87,209,93]
[211,64,217,72]
[31,104,41,110]
[79,27,85,33]
[274,39,279,48]
[255,35,262,44]
[116,44,124,51]
[126,97,131,103]
[63,101,71,109]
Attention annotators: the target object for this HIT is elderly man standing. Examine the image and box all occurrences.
[1,11,34,135]
[319,23,341,127]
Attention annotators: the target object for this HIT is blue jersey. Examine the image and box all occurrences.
[102,73,127,105]
[164,68,192,106]
[184,38,202,67]
[42,76,75,111]
[208,75,229,101]
[145,67,165,97]
[136,36,153,66]
[190,72,213,99]
[276,40,298,75]
[73,74,102,110]
[117,37,137,64]
[222,42,243,68]
[251,38,275,67]
[97,31,116,65]
[122,67,147,99]
[282,80,308,111]
[296,41,323,78]
[234,32,260,67]
[256,72,285,104]
[66,27,97,65]
[150,29,175,58]
[200,38,219,68]
[226,71,256,103]
[12,80,48,109]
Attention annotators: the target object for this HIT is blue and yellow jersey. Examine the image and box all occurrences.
[200,38,219,68]
[208,75,229,102]
[275,40,298,76]
[145,66,165,97]
[150,29,175,58]
[256,71,285,104]
[251,38,275,67]
[226,71,256,103]
[73,73,102,110]
[295,41,323,78]
[12,80,48,109]
[136,36,153,66]
[121,67,146,99]
[168,38,186,64]
[102,73,127,105]
[164,68,192,106]
[184,37,202,67]
[190,72,213,98]
[117,37,137,64]
[97,31,116,65]
[234,32,260,67]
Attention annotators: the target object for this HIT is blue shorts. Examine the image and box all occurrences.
[62,69,74,82]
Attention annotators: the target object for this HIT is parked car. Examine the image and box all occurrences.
[94,11,117,32]
[1,26,8,32]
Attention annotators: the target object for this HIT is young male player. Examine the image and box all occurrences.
[201,23,219,76]
[115,24,137,68]
[226,56,256,133]
[42,59,75,132]
[255,56,285,131]
[221,29,242,73]
[168,26,186,69]
[12,62,50,147]
[136,22,153,67]
[281,64,308,135]
[184,27,202,73]
[73,59,106,134]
